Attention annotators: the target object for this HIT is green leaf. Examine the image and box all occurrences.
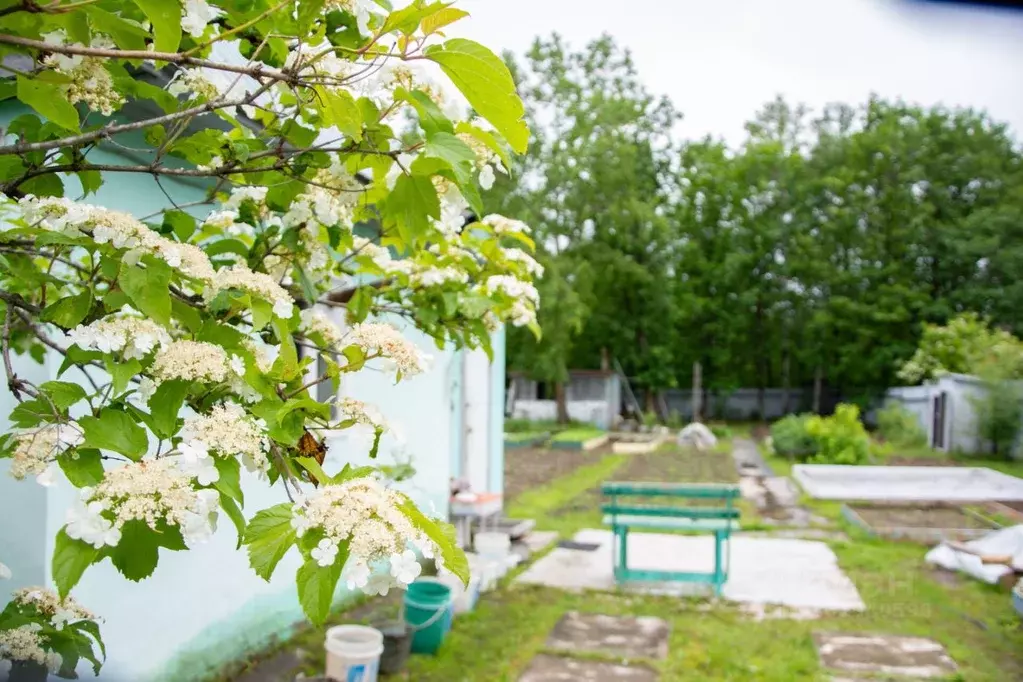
[16,76,79,132]
[172,299,203,333]
[251,298,273,331]
[397,88,453,136]
[58,448,105,487]
[273,317,299,380]
[219,492,246,549]
[86,6,149,49]
[105,357,142,395]
[9,399,54,427]
[41,290,93,328]
[296,456,330,485]
[148,379,189,439]
[244,503,297,581]
[77,169,102,196]
[296,547,346,625]
[383,173,440,243]
[212,455,243,504]
[398,495,469,585]
[164,210,197,242]
[52,530,101,598]
[421,6,469,34]
[39,381,87,409]
[119,259,172,326]
[73,619,106,661]
[133,0,182,52]
[323,89,364,142]
[382,0,447,35]
[109,520,160,581]
[79,409,148,459]
[424,39,528,153]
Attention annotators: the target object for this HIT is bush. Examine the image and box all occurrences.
[770,414,817,459]
[806,404,870,465]
[709,423,733,439]
[876,402,927,447]
[973,378,1023,459]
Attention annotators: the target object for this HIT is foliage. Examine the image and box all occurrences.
[876,402,927,448]
[769,414,817,459]
[898,314,1023,384]
[0,588,104,678]
[971,378,1023,460]
[641,410,660,428]
[805,404,870,465]
[708,423,733,440]
[549,427,605,444]
[0,0,538,669]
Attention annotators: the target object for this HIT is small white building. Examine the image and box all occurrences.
[886,372,1022,456]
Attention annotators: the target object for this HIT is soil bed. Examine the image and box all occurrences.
[503,446,611,503]
[851,504,991,529]
[552,447,737,517]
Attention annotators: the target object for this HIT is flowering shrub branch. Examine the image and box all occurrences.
[0,0,538,673]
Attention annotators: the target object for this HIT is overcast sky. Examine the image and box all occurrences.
[448,0,1023,147]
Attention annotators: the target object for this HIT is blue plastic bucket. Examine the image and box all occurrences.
[404,578,453,654]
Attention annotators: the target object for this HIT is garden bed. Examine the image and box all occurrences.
[504,431,551,449]
[610,432,671,454]
[550,428,609,451]
[842,502,1000,543]
[504,447,607,503]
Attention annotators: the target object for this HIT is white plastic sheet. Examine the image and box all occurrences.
[925,525,1023,584]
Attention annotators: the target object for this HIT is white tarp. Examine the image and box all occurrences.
[925,525,1023,584]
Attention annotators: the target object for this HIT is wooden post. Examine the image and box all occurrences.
[813,365,823,414]
[692,361,703,423]
[555,382,569,423]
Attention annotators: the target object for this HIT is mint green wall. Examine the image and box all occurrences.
[489,327,506,495]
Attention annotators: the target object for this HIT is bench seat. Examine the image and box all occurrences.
[601,515,739,533]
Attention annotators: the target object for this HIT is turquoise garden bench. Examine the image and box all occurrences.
[601,481,741,596]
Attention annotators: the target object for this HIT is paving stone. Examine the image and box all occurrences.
[518,654,658,681]
[546,612,670,660]
[814,632,958,679]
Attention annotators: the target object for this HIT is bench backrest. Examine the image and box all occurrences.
[601,481,740,521]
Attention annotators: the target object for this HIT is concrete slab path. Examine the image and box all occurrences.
[546,612,670,660]
[814,632,958,679]
[518,654,658,681]
[516,529,865,612]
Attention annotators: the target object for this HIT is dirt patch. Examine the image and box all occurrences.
[552,447,737,517]
[885,457,960,467]
[851,504,992,530]
[995,500,1023,514]
[504,446,610,503]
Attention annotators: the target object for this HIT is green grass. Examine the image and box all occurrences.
[217,433,1023,681]
[549,427,606,444]
[504,418,574,434]
[503,430,549,444]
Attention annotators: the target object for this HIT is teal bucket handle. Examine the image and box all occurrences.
[402,597,452,631]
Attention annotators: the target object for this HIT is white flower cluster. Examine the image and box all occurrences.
[167,68,220,101]
[431,183,469,239]
[8,422,83,485]
[12,587,94,625]
[457,126,507,191]
[409,266,469,288]
[291,477,437,595]
[151,340,238,384]
[212,264,295,319]
[482,214,531,236]
[346,323,428,379]
[0,625,52,669]
[18,196,297,320]
[181,402,270,475]
[484,275,539,328]
[181,0,222,38]
[300,309,345,348]
[65,459,219,549]
[500,247,545,277]
[68,315,172,360]
[334,397,387,431]
[41,31,123,116]
[18,197,216,282]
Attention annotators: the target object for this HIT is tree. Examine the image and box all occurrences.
[493,34,680,411]
[0,1,538,674]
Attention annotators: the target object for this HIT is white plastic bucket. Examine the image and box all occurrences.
[449,573,481,613]
[324,625,384,682]
[474,531,511,561]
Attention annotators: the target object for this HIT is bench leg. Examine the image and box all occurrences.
[615,527,628,582]
[713,532,723,597]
